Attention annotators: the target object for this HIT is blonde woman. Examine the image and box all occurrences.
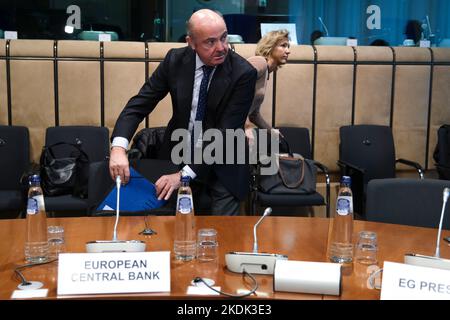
[246,29,290,144]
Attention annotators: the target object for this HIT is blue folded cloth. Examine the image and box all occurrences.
[97,167,166,212]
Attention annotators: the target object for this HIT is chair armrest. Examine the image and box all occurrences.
[337,159,365,175]
[313,160,328,174]
[127,148,142,161]
[313,160,331,218]
[396,158,425,179]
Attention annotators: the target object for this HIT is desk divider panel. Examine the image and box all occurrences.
[428,48,450,168]
[103,41,146,140]
[57,41,102,135]
[314,46,355,171]
[8,40,55,161]
[354,46,393,126]
[275,46,315,135]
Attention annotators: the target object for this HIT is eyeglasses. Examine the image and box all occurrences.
[201,32,229,49]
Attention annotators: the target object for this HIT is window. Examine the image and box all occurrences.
[0,0,448,47]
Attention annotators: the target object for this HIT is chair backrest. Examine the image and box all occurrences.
[434,124,450,180]
[89,159,179,215]
[366,178,450,229]
[45,126,110,162]
[340,125,396,182]
[256,127,312,159]
[277,127,312,159]
[129,126,166,160]
[0,125,30,190]
[88,160,114,212]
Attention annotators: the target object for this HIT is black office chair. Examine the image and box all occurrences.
[128,127,212,214]
[127,126,167,160]
[0,125,30,218]
[251,127,330,217]
[43,126,110,216]
[338,125,424,217]
[366,178,450,229]
[433,124,450,180]
[89,158,179,216]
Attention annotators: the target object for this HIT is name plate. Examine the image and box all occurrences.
[57,251,170,295]
[381,261,450,300]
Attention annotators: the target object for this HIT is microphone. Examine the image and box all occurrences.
[435,188,450,258]
[426,15,435,39]
[253,207,272,253]
[86,175,146,253]
[318,17,329,37]
[225,207,288,275]
[112,175,121,241]
[404,187,450,270]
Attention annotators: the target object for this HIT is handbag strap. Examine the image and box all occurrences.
[41,141,89,164]
[279,135,292,156]
[278,155,305,188]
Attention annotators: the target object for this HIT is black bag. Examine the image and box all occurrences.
[433,124,450,180]
[40,141,89,198]
[258,137,317,195]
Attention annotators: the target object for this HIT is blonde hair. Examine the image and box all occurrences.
[255,29,290,58]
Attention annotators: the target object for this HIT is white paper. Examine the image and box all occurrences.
[98,33,111,42]
[187,286,220,295]
[4,31,18,40]
[260,23,298,45]
[420,40,431,48]
[11,289,48,299]
[346,39,358,46]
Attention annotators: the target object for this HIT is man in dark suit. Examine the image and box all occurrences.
[109,9,257,215]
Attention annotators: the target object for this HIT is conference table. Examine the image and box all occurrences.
[0,215,449,300]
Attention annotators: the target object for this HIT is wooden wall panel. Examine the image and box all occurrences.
[58,61,101,126]
[104,61,146,136]
[10,60,54,162]
[0,40,448,177]
[354,65,392,126]
[393,66,430,168]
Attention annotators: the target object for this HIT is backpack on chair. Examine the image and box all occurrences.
[40,140,90,198]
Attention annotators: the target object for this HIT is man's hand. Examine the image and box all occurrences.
[245,127,255,147]
[155,172,182,201]
[109,146,130,184]
[271,128,284,138]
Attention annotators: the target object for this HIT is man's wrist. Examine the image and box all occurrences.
[111,136,129,150]
[181,165,196,179]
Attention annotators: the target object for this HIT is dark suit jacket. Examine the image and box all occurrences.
[112,46,257,200]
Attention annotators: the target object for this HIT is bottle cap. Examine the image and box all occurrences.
[180,175,191,183]
[341,175,351,185]
[29,174,41,184]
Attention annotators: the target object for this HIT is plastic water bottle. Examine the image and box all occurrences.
[24,174,49,263]
[174,175,196,261]
[327,175,354,264]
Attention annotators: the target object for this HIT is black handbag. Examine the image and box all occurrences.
[258,137,317,195]
[40,141,89,198]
